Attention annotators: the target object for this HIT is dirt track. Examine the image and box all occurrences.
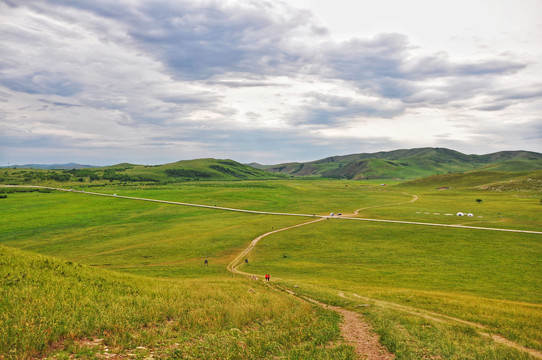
[4,185,541,235]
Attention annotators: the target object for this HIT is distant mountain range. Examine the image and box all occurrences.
[4,148,542,181]
[249,147,542,180]
[1,163,98,170]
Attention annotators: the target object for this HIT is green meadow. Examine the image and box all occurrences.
[1,246,352,359]
[1,176,541,359]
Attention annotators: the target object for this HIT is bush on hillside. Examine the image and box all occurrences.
[165,169,211,178]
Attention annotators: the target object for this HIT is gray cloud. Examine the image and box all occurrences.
[0,0,540,165]
[206,80,290,88]
[2,72,83,97]
[474,102,514,112]
[291,92,405,125]
[495,87,542,101]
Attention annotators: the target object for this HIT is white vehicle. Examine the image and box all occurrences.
[330,213,335,216]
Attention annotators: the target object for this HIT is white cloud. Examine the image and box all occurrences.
[0,0,540,165]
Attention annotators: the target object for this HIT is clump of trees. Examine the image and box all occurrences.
[209,165,243,178]
[47,172,71,182]
[165,169,211,178]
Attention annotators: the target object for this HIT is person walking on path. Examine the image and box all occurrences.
[265,274,270,281]
[204,259,208,266]
[245,258,249,265]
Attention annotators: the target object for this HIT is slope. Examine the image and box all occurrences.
[0,245,352,359]
[400,168,542,192]
[257,147,542,180]
[0,159,283,185]
[121,158,284,181]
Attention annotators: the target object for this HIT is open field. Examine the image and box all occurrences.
[1,177,541,359]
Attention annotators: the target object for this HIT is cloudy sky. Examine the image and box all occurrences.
[1,0,541,165]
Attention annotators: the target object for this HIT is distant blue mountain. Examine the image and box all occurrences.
[1,163,98,169]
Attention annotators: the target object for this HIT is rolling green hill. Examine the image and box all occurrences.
[116,158,284,182]
[400,168,542,192]
[0,159,283,185]
[254,147,542,180]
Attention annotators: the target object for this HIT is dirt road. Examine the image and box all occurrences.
[4,185,541,235]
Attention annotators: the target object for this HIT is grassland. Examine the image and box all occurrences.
[1,246,352,359]
[1,175,541,359]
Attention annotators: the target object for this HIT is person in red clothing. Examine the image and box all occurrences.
[265,274,270,281]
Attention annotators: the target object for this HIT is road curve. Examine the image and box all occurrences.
[352,192,419,215]
[227,217,326,277]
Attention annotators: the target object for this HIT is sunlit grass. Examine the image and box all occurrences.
[0,246,354,359]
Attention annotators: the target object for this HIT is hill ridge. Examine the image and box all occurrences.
[255,147,542,180]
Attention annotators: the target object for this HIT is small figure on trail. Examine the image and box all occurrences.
[265,274,270,282]
[245,258,249,266]
[204,259,208,266]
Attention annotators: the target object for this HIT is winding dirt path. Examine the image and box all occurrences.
[352,192,419,215]
[278,286,395,360]
[340,293,542,359]
[227,217,325,276]
[227,218,395,359]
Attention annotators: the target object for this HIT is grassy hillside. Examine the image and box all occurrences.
[122,158,283,182]
[0,158,282,186]
[400,169,542,192]
[259,147,542,180]
[1,246,352,359]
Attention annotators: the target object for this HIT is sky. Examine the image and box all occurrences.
[1,0,541,166]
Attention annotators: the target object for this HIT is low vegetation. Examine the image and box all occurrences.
[0,158,281,186]
[1,159,541,359]
[1,246,353,359]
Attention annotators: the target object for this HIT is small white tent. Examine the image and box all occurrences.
[456,212,464,216]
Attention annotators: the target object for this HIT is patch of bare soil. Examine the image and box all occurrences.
[288,291,394,360]
[336,307,395,360]
[347,293,542,359]
[480,333,542,359]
